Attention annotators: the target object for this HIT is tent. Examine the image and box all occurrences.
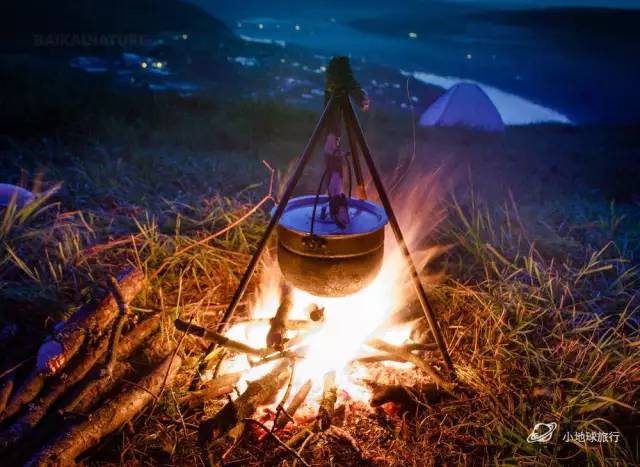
[0,183,34,208]
[419,82,505,132]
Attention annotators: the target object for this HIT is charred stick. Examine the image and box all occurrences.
[367,339,453,392]
[369,382,448,410]
[175,319,266,357]
[403,342,438,352]
[352,354,408,364]
[316,370,337,432]
[243,418,310,467]
[27,354,182,467]
[273,362,297,431]
[267,284,293,351]
[180,371,243,408]
[198,359,292,446]
[354,342,438,364]
[275,379,313,430]
[287,425,313,449]
[233,318,317,331]
[249,346,307,368]
[292,431,315,467]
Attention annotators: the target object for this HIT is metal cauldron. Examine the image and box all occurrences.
[275,195,388,297]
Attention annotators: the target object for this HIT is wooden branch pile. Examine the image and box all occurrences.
[0,268,184,466]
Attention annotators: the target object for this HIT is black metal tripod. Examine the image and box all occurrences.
[210,91,456,380]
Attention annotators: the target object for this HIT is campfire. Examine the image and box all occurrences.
[173,58,457,459]
[176,167,454,461]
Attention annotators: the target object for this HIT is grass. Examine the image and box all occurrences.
[0,140,638,465]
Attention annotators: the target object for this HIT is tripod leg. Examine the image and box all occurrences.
[216,94,338,331]
[343,98,456,379]
[341,98,367,200]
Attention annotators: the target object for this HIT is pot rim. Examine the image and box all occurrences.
[273,195,389,237]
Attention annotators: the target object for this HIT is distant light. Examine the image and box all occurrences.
[258,23,264,30]
[182,33,188,40]
[155,62,163,68]
[466,53,472,60]
[280,58,286,63]
[330,17,336,23]
[408,32,418,39]
[237,22,242,28]
[294,24,301,31]
[320,65,326,72]
[140,62,148,69]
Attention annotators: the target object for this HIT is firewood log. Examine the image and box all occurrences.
[180,371,242,409]
[275,379,312,429]
[267,284,293,351]
[61,315,161,415]
[0,333,111,451]
[175,319,267,357]
[0,315,160,450]
[26,354,182,467]
[0,269,144,423]
[199,359,292,446]
[36,268,145,376]
[0,371,45,422]
[316,371,337,431]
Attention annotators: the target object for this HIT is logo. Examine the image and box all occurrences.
[527,422,557,443]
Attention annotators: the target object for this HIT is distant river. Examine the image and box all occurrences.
[191,0,640,124]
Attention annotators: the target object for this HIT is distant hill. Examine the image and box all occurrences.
[0,0,232,52]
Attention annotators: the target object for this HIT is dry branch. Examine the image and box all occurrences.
[275,379,312,430]
[369,382,448,411]
[175,319,267,357]
[316,371,337,432]
[267,284,293,350]
[36,268,144,376]
[199,359,291,446]
[234,318,317,331]
[181,371,242,408]
[62,315,161,414]
[27,354,182,467]
[354,342,439,364]
[243,418,310,467]
[367,339,453,391]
